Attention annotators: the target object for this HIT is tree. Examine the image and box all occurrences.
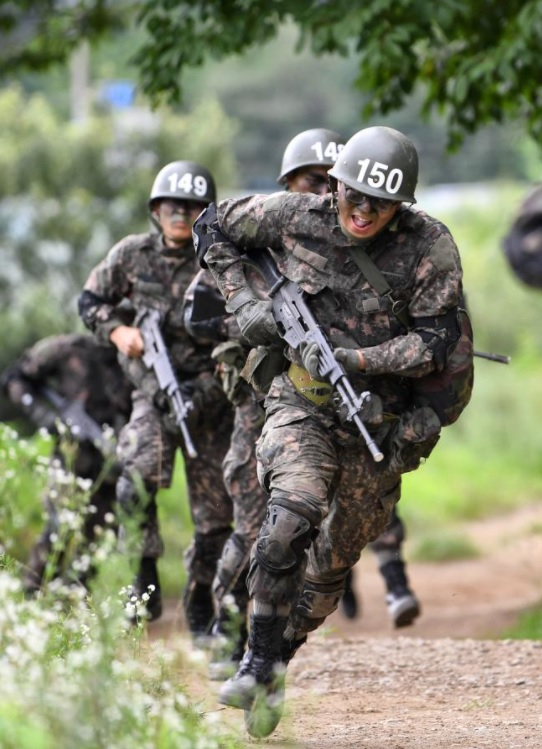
[3,0,542,148]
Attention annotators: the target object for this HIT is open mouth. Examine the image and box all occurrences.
[351,214,373,230]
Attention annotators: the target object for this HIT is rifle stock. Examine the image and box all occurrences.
[243,249,384,463]
[138,308,198,459]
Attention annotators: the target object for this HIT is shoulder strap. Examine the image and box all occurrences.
[348,247,411,329]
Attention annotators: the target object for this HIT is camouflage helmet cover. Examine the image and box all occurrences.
[277,128,344,184]
[148,161,216,208]
[328,126,418,204]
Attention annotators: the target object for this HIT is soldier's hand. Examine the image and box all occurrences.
[299,341,321,379]
[110,325,144,358]
[235,299,278,346]
[335,347,364,374]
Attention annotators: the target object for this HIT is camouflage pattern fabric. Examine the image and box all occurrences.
[203,191,465,635]
[183,267,271,601]
[80,231,235,577]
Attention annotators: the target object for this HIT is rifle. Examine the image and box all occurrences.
[138,308,198,459]
[243,249,384,463]
[474,350,510,364]
[41,387,116,458]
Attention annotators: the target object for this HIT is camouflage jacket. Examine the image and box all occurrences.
[203,192,464,414]
[79,232,217,383]
[1,333,133,435]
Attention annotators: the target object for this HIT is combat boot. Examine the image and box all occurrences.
[218,613,289,711]
[380,559,420,628]
[129,556,162,623]
[182,580,215,643]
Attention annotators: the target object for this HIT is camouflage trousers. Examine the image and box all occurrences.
[249,380,402,638]
[117,380,234,583]
[212,386,268,608]
[369,504,405,554]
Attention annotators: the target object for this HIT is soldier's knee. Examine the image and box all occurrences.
[255,502,317,575]
[186,528,231,585]
[290,580,344,635]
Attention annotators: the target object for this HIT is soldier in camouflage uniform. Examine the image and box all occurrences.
[278,129,421,626]
[78,161,234,630]
[1,333,132,594]
[184,128,346,678]
[194,126,466,726]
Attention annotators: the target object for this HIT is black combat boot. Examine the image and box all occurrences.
[340,569,360,620]
[129,557,162,623]
[182,581,215,642]
[219,613,289,709]
[208,607,249,681]
[380,559,420,628]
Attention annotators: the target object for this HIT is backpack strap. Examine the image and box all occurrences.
[347,247,411,330]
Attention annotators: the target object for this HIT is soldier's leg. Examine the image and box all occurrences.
[210,394,267,677]
[116,394,176,622]
[219,410,335,711]
[182,380,234,640]
[289,445,401,642]
[369,501,420,627]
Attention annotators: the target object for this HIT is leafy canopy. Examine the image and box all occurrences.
[2,0,542,147]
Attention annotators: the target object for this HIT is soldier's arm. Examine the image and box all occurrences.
[78,241,135,345]
[341,234,463,377]
[201,194,287,302]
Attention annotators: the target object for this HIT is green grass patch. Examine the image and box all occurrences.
[411,531,480,563]
[502,602,542,640]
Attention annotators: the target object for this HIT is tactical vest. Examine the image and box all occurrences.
[347,245,474,426]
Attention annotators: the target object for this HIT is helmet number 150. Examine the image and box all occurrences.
[356,159,403,195]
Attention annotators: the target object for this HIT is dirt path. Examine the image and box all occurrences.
[149,504,542,747]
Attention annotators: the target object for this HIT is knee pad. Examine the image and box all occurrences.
[213,532,250,604]
[290,580,344,635]
[186,528,231,585]
[255,504,315,575]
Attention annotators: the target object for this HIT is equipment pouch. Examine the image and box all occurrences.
[384,406,441,474]
[241,344,286,395]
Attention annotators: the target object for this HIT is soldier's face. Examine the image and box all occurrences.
[153,199,207,246]
[336,181,400,241]
[286,166,330,195]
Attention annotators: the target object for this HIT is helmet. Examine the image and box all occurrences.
[277,128,344,184]
[328,126,418,204]
[148,161,216,208]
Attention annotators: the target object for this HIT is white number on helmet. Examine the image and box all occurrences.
[311,141,342,163]
[167,171,208,197]
[356,159,403,195]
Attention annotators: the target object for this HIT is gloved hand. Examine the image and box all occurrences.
[335,347,362,374]
[227,290,278,346]
[299,341,322,379]
[336,391,383,427]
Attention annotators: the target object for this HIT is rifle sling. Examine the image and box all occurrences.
[347,247,411,330]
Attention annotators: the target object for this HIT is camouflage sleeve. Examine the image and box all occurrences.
[362,233,463,377]
[79,239,134,343]
[206,193,287,300]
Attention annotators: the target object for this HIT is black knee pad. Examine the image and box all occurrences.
[290,579,344,635]
[255,504,315,575]
[193,528,231,568]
